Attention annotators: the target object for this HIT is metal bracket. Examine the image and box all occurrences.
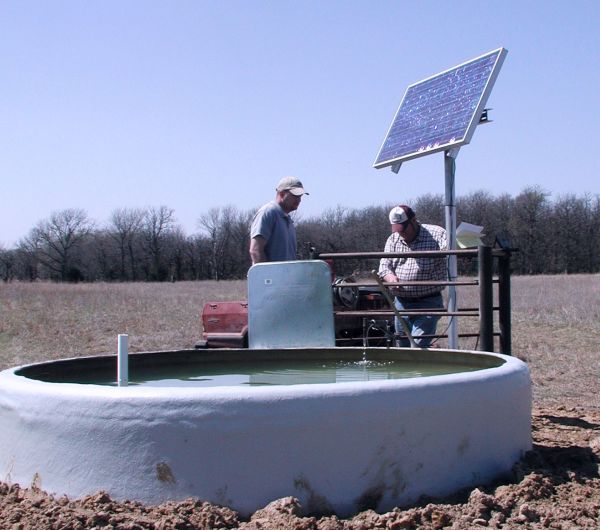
[445,147,461,160]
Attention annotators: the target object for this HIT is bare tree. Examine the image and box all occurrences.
[141,206,176,281]
[108,208,145,281]
[225,208,254,278]
[413,194,445,227]
[304,206,349,254]
[199,207,227,280]
[198,205,253,280]
[30,209,93,281]
[3,190,598,281]
[509,187,550,274]
[584,194,600,273]
[0,245,15,282]
[549,193,600,274]
[87,230,119,281]
[164,226,188,281]
[343,205,390,253]
[182,234,213,280]
[14,235,41,281]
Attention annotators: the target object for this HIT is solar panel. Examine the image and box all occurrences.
[373,48,507,170]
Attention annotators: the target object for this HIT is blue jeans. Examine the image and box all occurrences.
[394,294,444,348]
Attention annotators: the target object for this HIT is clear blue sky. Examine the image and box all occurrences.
[2,0,599,247]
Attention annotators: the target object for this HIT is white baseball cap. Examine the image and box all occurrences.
[389,205,415,225]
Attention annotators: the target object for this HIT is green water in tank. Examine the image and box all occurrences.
[74,359,485,387]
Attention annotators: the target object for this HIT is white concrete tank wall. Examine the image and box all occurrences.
[0,350,531,517]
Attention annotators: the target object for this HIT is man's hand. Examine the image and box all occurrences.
[382,273,402,295]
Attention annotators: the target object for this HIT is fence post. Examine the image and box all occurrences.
[478,245,494,352]
[497,251,512,355]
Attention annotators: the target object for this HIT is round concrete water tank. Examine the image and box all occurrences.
[0,348,531,516]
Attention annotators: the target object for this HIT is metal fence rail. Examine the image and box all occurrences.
[313,245,513,355]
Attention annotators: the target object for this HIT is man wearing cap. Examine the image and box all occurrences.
[249,176,309,264]
[378,205,448,348]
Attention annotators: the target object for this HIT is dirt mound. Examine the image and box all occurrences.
[1,406,598,529]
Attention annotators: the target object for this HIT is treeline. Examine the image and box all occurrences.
[0,187,599,282]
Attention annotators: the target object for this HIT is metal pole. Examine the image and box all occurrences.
[444,151,458,348]
[478,246,494,352]
[497,251,512,355]
[371,271,418,348]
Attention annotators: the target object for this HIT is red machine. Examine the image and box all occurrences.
[200,301,249,348]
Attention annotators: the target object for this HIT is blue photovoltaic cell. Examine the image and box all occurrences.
[374,48,507,169]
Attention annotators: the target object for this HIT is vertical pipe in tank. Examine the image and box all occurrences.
[117,334,129,387]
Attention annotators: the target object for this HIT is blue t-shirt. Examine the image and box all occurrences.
[250,201,297,261]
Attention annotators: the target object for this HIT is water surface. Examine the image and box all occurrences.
[95,358,484,387]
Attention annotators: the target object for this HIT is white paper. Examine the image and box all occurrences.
[456,222,485,248]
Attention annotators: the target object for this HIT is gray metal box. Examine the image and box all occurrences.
[248,260,335,349]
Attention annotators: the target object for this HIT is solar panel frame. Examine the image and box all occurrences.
[373,48,507,170]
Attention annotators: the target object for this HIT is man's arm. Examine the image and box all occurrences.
[377,236,399,283]
[249,236,267,265]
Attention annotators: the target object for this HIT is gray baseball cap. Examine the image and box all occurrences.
[276,176,309,196]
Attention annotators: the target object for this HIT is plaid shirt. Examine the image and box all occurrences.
[377,223,448,298]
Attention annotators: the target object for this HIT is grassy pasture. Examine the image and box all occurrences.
[0,274,598,409]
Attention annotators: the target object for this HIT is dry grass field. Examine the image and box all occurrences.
[0,275,599,528]
[1,274,598,408]
[0,279,247,370]
[448,273,600,409]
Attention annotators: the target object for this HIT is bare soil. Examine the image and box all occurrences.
[1,276,599,529]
